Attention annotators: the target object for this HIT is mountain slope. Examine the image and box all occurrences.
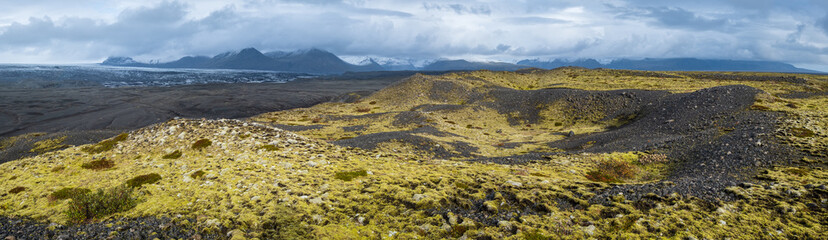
[101,48,381,74]
[421,59,527,71]
[519,58,821,73]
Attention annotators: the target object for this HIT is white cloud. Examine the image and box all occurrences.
[0,0,824,70]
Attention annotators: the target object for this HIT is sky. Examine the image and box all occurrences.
[0,0,827,71]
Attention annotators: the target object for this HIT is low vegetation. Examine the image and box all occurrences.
[29,136,69,153]
[191,138,212,150]
[64,185,137,223]
[48,187,91,201]
[80,159,114,170]
[125,173,161,188]
[333,169,368,181]
[81,133,128,154]
[162,150,182,159]
[0,69,825,238]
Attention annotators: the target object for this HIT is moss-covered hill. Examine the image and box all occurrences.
[1,68,826,239]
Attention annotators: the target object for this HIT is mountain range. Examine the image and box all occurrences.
[103,48,822,74]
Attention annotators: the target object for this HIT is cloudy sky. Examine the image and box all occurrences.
[1,0,827,70]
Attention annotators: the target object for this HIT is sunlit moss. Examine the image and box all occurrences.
[29,136,69,153]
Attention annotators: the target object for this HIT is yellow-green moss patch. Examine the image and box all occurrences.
[125,173,161,188]
[334,169,368,181]
[191,139,212,150]
[81,133,128,154]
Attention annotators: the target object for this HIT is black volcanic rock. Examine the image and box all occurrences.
[422,60,527,71]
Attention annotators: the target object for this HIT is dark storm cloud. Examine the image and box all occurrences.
[611,5,729,31]
[818,14,828,35]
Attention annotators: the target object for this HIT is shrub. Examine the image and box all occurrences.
[192,139,212,150]
[334,169,368,181]
[81,133,128,154]
[81,159,114,170]
[65,185,137,223]
[355,107,371,113]
[586,159,638,183]
[8,186,26,194]
[258,145,280,151]
[790,127,815,138]
[125,173,162,188]
[190,170,206,179]
[48,187,91,201]
[162,150,182,159]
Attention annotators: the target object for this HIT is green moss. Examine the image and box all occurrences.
[48,187,91,201]
[190,170,206,179]
[125,173,162,188]
[260,205,312,239]
[750,104,771,110]
[790,127,815,138]
[191,139,212,150]
[29,136,69,153]
[162,150,182,159]
[8,186,26,194]
[334,169,368,181]
[258,145,280,151]
[81,159,114,170]
[523,231,551,240]
[51,166,65,172]
[783,168,809,176]
[81,133,128,154]
[65,185,137,223]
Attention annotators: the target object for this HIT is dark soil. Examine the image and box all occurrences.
[0,216,220,240]
[0,74,412,164]
[333,126,478,159]
[472,85,805,202]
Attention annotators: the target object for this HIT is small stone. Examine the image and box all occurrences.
[719,220,726,226]
[584,225,596,236]
[412,194,427,202]
[312,214,324,224]
[505,180,522,187]
[358,216,366,225]
[5,236,16,240]
[309,197,323,204]
[497,221,513,231]
[251,196,261,202]
[567,131,575,137]
[447,212,458,225]
[305,161,318,167]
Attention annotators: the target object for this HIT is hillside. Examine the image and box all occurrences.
[519,58,821,73]
[1,69,826,239]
